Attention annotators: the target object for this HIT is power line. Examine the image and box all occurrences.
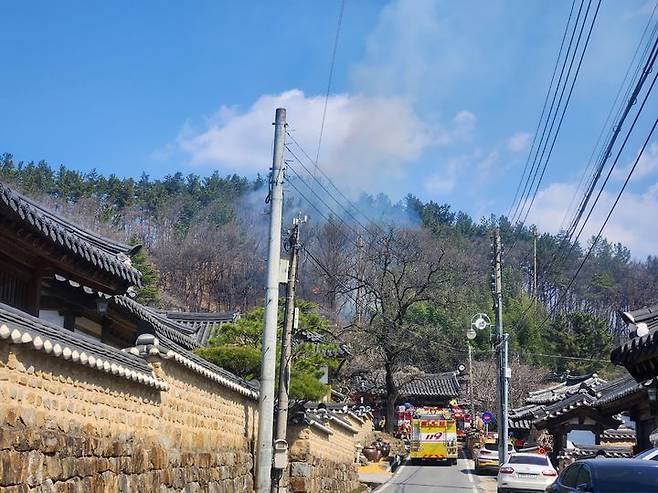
[286,143,376,236]
[287,130,386,235]
[558,3,658,232]
[536,111,658,331]
[526,37,658,294]
[315,0,346,174]
[510,0,590,225]
[507,0,578,219]
[285,167,362,249]
[506,23,658,325]
[517,0,601,228]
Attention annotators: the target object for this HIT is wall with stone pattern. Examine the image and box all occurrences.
[285,416,372,493]
[0,343,257,492]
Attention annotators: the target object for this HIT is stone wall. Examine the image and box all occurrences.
[0,343,257,492]
[285,415,372,493]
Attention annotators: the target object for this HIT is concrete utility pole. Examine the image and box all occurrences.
[532,227,538,299]
[273,215,305,492]
[492,229,509,466]
[355,235,364,326]
[256,107,286,493]
[468,343,475,424]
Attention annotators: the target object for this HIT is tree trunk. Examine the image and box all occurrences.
[384,361,397,434]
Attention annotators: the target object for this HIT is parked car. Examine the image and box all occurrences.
[496,453,557,492]
[475,441,515,474]
[634,446,658,461]
[546,458,658,492]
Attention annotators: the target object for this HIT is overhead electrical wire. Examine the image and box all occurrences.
[285,163,363,249]
[287,130,387,236]
[286,143,376,236]
[507,0,578,220]
[315,0,346,175]
[516,0,601,229]
[504,0,599,261]
[535,111,658,332]
[509,0,591,225]
[521,33,658,287]
[502,15,658,344]
[559,1,658,232]
[508,12,657,277]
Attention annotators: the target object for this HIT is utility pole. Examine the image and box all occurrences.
[273,214,306,492]
[355,235,364,326]
[467,343,475,424]
[256,107,286,493]
[492,228,509,465]
[532,227,538,300]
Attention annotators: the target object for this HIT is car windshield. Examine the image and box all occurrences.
[596,466,658,492]
[509,455,549,466]
[635,448,658,460]
[482,443,513,451]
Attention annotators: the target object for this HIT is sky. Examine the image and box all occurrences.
[2,0,658,257]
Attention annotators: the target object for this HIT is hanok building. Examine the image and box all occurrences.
[507,373,640,458]
[397,372,462,408]
[611,303,658,451]
[161,309,240,346]
[0,178,257,394]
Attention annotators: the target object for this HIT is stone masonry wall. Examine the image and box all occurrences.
[0,343,257,492]
[286,418,371,493]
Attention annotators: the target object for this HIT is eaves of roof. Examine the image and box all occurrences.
[113,296,199,351]
[0,181,142,288]
[398,372,460,398]
[0,301,166,390]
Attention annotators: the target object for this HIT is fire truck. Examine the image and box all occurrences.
[408,407,458,464]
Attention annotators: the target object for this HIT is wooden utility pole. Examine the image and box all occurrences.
[256,108,286,493]
[273,215,305,491]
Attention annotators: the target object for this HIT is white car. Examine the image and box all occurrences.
[496,453,557,493]
[475,441,515,473]
[635,446,658,461]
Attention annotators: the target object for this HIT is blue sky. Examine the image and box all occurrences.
[2,1,658,255]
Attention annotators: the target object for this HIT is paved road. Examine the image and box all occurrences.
[375,457,497,493]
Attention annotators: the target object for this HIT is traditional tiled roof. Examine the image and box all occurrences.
[162,310,239,346]
[526,374,606,405]
[534,392,599,424]
[128,335,259,400]
[612,303,658,382]
[291,406,366,435]
[295,329,351,358]
[594,372,646,408]
[611,328,658,381]
[398,372,460,398]
[510,403,543,419]
[0,301,166,390]
[113,296,199,350]
[602,428,636,441]
[509,417,533,430]
[0,181,142,288]
[558,445,633,460]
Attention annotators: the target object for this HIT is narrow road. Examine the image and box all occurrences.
[376,457,497,493]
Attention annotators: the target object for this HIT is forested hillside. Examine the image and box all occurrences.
[2,152,658,385]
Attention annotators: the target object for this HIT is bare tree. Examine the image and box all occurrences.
[469,357,546,415]
[334,225,464,432]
